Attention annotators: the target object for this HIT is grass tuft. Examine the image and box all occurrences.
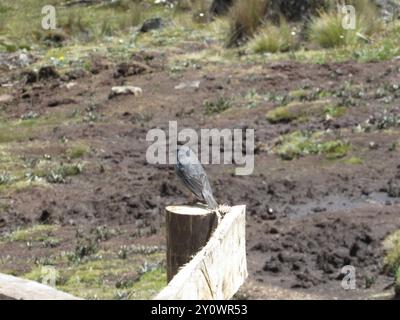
[227,0,269,47]
[250,18,295,53]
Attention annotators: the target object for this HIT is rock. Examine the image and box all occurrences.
[369,141,378,149]
[109,86,143,99]
[140,17,165,33]
[48,98,76,107]
[66,69,87,80]
[65,82,77,90]
[22,70,39,83]
[43,29,68,45]
[38,66,59,80]
[174,80,201,90]
[113,61,150,78]
[18,53,32,67]
[0,94,13,103]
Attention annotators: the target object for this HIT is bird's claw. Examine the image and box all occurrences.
[214,204,230,224]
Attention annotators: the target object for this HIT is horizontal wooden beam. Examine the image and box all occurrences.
[0,273,81,300]
[155,205,247,300]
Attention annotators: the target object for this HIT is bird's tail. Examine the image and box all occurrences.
[202,188,218,210]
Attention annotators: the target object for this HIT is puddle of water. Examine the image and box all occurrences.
[285,192,400,218]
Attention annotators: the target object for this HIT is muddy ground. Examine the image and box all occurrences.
[0,50,400,299]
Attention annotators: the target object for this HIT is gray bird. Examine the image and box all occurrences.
[175,145,218,210]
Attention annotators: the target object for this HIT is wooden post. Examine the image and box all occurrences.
[165,205,218,282]
[156,205,247,300]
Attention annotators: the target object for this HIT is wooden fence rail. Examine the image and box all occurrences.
[155,205,247,300]
[0,273,80,300]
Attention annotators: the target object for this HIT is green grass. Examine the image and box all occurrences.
[66,144,90,159]
[24,251,166,300]
[0,113,75,144]
[7,224,58,242]
[0,0,147,50]
[309,11,358,48]
[324,105,347,118]
[309,0,382,48]
[276,131,350,160]
[342,156,364,165]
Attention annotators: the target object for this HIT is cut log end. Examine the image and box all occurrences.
[165,204,218,282]
[165,204,212,216]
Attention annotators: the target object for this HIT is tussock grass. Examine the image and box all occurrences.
[309,0,382,48]
[249,18,295,53]
[309,10,358,48]
[227,0,269,47]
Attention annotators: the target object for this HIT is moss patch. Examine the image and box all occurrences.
[266,100,331,124]
[276,131,349,160]
[342,156,364,165]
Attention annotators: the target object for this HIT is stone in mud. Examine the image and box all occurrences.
[174,80,201,90]
[43,29,68,45]
[38,66,59,80]
[22,70,39,83]
[113,61,150,78]
[0,94,13,103]
[140,18,165,33]
[48,98,76,107]
[66,68,87,80]
[109,86,143,99]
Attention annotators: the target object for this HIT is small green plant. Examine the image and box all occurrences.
[0,171,13,185]
[68,238,98,264]
[118,245,129,260]
[203,97,232,115]
[92,225,114,242]
[45,163,84,184]
[324,105,347,118]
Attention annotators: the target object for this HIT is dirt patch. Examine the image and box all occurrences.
[0,52,400,299]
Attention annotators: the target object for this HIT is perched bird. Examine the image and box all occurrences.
[175,145,218,210]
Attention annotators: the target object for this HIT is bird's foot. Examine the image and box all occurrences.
[214,203,230,224]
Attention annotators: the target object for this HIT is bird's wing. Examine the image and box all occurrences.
[176,162,205,201]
